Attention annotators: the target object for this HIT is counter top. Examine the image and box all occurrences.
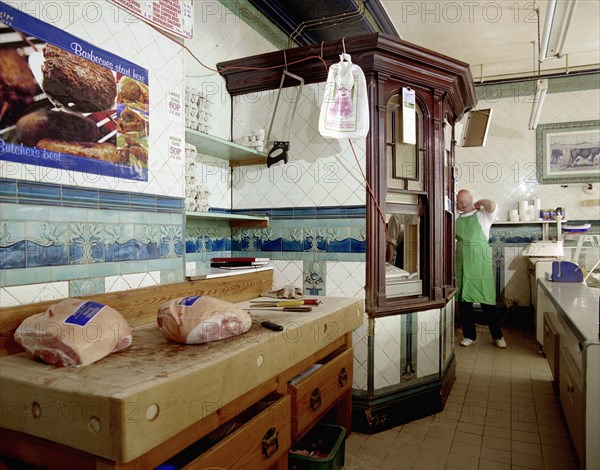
[0,296,364,462]
[537,278,600,345]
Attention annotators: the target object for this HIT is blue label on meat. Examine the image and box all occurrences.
[178,296,202,306]
[64,301,105,326]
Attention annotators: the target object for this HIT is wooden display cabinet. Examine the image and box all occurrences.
[219,33,476,433]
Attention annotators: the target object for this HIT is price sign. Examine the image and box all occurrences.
[112,0,193,39]
[168,135,184,161]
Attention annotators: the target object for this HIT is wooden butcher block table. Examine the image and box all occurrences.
[0,275,363,469]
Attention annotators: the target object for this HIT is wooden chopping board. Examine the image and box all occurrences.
[0,297,363,462]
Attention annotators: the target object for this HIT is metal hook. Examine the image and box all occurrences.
[283,50,288,71]
[342,37,347,54]
[320,41,324,60]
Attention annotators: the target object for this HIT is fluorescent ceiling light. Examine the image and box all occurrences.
[539,0,578,61]
[529,79,548,130]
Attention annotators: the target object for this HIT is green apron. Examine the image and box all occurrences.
[456,213,495,304]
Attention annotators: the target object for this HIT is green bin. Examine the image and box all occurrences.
[288,424,346,470]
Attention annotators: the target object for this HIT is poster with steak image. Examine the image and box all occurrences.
[0,3,149,181]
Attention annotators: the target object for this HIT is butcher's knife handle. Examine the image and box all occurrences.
[260,321,284,331]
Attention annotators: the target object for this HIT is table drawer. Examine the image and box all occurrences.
[185,394,291,470]
[559,346,584,462]
[543,311,561,384]
[288,348,353,440]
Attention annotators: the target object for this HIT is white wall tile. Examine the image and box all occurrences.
[0,282,69,308]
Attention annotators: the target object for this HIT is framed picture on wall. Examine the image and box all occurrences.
[536,120,600,184]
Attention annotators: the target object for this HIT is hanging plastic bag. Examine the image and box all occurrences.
[318,53,369,139]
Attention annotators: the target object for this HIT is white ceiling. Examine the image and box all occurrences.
[380,0,600,82]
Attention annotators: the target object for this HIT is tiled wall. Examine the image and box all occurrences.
[456,76,600,221]
[0,180,183,307]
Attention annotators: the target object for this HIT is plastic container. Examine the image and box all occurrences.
[288,424,346,470]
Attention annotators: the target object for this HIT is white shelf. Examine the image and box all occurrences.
[185,128,266,162]
[185,211,268,222]
[493,220,558,225]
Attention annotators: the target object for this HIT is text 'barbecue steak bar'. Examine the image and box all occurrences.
[41,44,116,112]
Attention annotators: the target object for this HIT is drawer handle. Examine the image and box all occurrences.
[262,427,279,459]
[310,388,322,411]
[339,367,348,387]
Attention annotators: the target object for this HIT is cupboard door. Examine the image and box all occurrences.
[288,348,353,440]
[186,395,291,470]
[559,346,584,461]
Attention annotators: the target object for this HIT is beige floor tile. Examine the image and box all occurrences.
[511,451,544,469]
[445,451,480,469]
[396,430,426,448]
[541,444,576,462]
[510,420,538,433]
[542,457,579,470]
[368,429,400,442]
[480,446,511,464]
[426,424,456,440]
[511,440,542,457]
[456,422,484,435]
[483,425,512,440]
[412,447,449,468]
[450,441,481,458]
[361,435,397,455]
[422,435,452,453]
[511,430,540,444]
[481,435,511,451]
[478,458,511,469]
[454,430,483,446]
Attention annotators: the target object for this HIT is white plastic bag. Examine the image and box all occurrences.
[319,53,369,139]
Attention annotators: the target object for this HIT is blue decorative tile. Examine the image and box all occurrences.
[262,237,282,252]
[303,261,326,295]
[106,240,159,261]
[0,241,26,269]
[327,238,351,253]
[70,277,105,296]
[70,231,105,264]
[158,196,184,213]
[18,181,62,204]
[0,179,17,200]
[99,190,130,210]
[27,242,68,267]
[62,187,99,208]
[350,238,367,253]
[130,193,158,211]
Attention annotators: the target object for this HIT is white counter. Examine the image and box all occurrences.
[537,279,599,469]
[537,279,600,344]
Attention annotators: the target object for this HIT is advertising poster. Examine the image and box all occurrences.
[0,2,149,181]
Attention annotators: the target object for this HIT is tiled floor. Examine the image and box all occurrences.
[344,321,578,469]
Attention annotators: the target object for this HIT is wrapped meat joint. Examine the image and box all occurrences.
[157,295,251,344]
[14,298,133,367]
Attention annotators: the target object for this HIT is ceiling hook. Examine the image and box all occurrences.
[320,41,324,60]
[342,37,347,54]
[283,50,288,71]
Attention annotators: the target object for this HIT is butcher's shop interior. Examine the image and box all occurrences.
[0,1,599,469]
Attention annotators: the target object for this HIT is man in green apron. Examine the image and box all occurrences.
[456,189,506,348]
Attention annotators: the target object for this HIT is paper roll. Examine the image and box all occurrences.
[519,200,529,215]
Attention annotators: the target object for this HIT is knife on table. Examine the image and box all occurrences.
[251,319,284,331]
[246,306,312,312]
[250,299,321,306]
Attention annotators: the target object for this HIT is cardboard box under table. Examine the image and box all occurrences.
[0,294,362,467]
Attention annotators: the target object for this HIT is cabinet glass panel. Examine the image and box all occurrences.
[386,94,425,192]
[385,212,422,298]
